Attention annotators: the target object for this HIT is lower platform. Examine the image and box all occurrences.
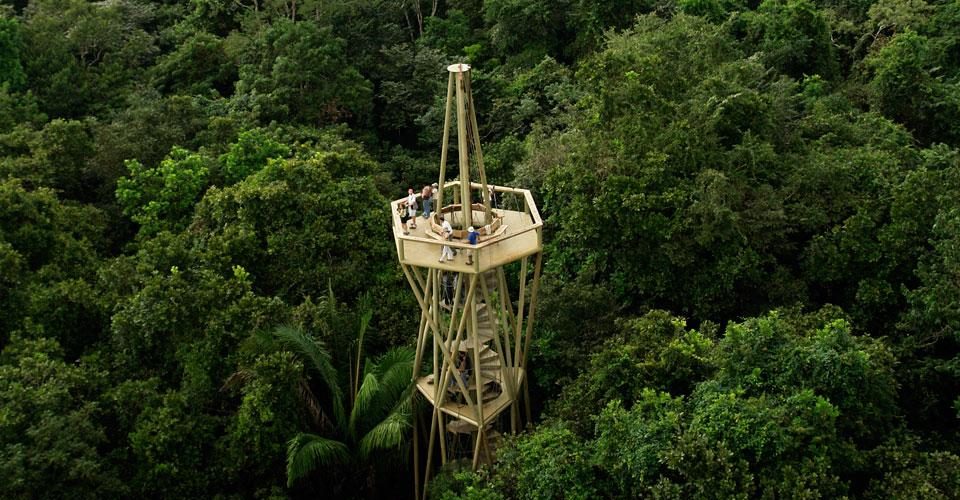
[415,367,525,427]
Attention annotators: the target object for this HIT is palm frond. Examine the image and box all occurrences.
[221,368,254,393]
[357,397,412,459]
[319,283,338,339]
[374,347,415,400]
[273,325,347,430]
[352,348,415,432]
[356,292,373,347]
[298,379,331,429]
[349,371,381,439]
[286,433,350,487]
[352,292,374,402]
[240,328,278,357]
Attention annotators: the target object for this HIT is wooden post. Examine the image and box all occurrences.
[422,406,439,500]
[437,72,454,210]
[512,256,529,371]
[520,252,543,424]
[413,270,433,381]
[413,406,420,500]
[453,67,472,231]
[438,412,447,466]
[463,74,493,224]
[496,268,517,369]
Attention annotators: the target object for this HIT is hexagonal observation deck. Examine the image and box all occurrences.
[390,181,542,274]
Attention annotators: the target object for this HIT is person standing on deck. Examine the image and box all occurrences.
[406,188,418,229]
[398,200,412,235]
[439,216,455,263]
[466,226,479,265]
[421,184,433,220]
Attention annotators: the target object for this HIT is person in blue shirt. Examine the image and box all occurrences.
[466,226,479,265]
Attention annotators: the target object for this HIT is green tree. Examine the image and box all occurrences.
[549,311,715,434]
[0,17,26,90]
[219,128,290,185]
[190,136,394,304]
[19,0,156,117]
[127,391,218,497]
[116,146,211,237]
[866,30,960,144]
[0,337,124,498]
[486,422,602,499]
[0,178,105,351]
[239,323,414,495]
[0,118,96,200]
[898,165,960,436]
[150,31,236,97]
[739,0,840,80]
[234,20,372,127]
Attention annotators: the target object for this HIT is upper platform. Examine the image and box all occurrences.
[391,181,543,274]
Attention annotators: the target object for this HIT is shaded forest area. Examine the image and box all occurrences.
[0,0,959,497]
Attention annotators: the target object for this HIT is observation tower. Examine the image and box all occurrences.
[390,63,543,498]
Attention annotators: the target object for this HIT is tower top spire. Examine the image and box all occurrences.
[436,62,491,231]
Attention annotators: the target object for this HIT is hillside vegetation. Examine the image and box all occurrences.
[0,0,958,498]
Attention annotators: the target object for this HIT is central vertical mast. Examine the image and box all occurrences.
[439,63,493,229]
[453,64,473,230]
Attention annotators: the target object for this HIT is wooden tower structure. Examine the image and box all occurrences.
[390,64,544,498]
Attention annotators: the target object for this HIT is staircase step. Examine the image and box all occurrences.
[479,359,500,369]
[481,386,500,401]
[479,360,502,370]
[458,332,494,350]
[461,367,503,388]
[446,419,476,434]
[478,349,499,362]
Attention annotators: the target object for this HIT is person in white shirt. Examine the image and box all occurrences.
[406,188,418,229]
[439,217,455,263]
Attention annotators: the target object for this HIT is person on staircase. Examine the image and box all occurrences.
[441,271,454,306]
[456,352,471,396]
[466,226,479,265]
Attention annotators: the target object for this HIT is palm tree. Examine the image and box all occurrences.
[281,326,414,487]
[258,291,414,489]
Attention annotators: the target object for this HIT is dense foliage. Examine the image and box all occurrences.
[1,0,958,497]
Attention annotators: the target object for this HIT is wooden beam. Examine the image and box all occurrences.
[399,263,443,351]
[412,269,434,381]
[496,268,517,370]
[455,71,472,230]
[520,252,543,424]
[512,256,529,372]
[479,276,509,398]
[413,405,420,500]
[438,412,446,466]
[436,72,454,210]
[421,403,439,500]
[519,253,543,370]
[463,73,492,224]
